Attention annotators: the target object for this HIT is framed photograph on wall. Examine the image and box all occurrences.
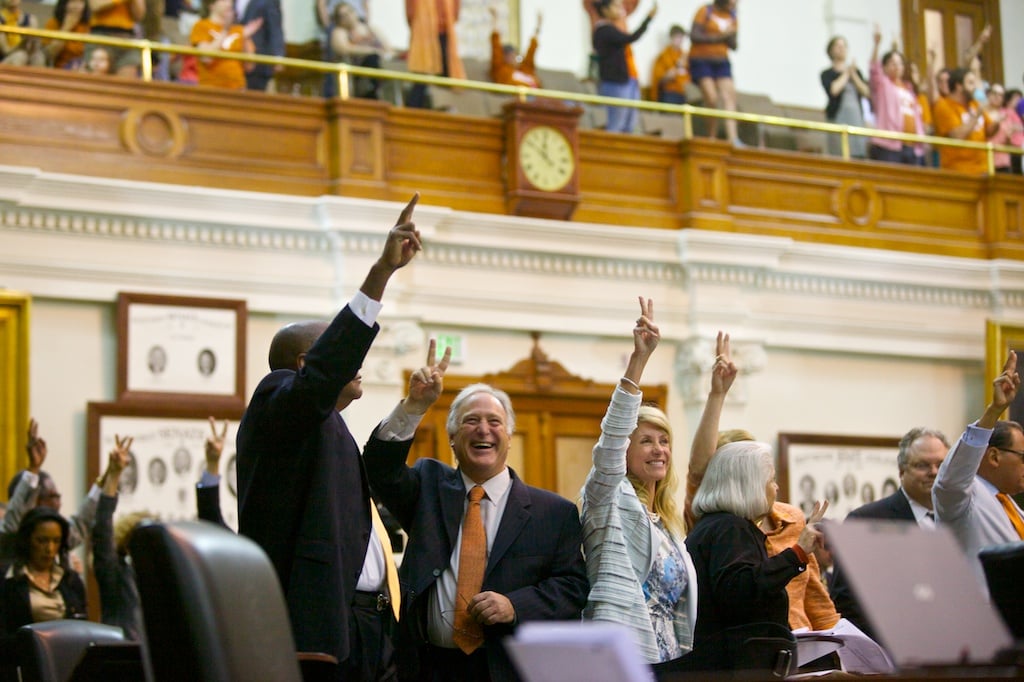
[777,432,901,521]
[116,292,247,409]
[87,402,244,530]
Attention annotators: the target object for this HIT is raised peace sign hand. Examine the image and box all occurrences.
[633,297,659,357]
[710,331,738,397]
[796,499,828,555]
[205,416,229,475]
[404,338,453,416]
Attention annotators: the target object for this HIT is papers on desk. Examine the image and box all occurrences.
[504,621,655,682]
[794,617,895,674]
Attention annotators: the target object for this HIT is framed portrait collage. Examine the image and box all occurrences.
[88,292,248,528]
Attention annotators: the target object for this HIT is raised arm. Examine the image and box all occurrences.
[360,193,421,302]
[684,332,737,529]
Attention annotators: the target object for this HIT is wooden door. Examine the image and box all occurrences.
[405,335,668,499]
[902,0,1003,85]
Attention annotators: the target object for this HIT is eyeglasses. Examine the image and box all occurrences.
[996,447,1024,461]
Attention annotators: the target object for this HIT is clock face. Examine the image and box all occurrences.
[518,125,575,192]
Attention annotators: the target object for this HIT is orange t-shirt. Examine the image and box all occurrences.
[688,4,735,61]
[650,45,689,101]
[191,19,247,90]
[44,17,90,69]
[934,96,989,174]
[90,0,135,31]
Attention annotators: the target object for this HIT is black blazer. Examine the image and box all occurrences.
[365,453,589,682]
[829,490,915,638]
[236,305,409,666]
[0,568,87,637]
[685,512,805,648]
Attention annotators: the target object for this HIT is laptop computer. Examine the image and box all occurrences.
[826,519,1015,668]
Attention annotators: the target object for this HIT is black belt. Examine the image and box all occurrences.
[353,590,390,613]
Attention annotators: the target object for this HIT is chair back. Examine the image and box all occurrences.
[979,542,1024,639]
[128,521,302,682]
[659,622,797,677]
[15,620,130,682]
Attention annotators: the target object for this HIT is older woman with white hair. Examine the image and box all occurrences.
[684,440,826,665]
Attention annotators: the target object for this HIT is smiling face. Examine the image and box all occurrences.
[451,392,511,483]
[626,423,671,490]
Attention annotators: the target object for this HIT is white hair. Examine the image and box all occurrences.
[691,441,774,522]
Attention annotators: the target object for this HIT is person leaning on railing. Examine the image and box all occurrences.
[0,0,45,66]
[42,0,91,69]
[86,0,144,77]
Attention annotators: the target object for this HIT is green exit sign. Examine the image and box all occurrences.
[434,333,465,364]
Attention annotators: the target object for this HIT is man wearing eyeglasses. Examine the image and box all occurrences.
[933,350,1024,589]
[829,426,949,639]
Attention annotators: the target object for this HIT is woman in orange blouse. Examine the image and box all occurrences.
[190,0,263,90]
[650,24,689,104]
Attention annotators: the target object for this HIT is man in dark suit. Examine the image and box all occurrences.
[828,426,948,638]
[365,364,590,682]
[237,0,284,90]
[236,194,421,681]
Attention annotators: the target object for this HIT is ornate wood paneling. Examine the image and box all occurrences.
[1,67,1022,260]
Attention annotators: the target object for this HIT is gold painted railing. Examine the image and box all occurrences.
[2,23,1022,176]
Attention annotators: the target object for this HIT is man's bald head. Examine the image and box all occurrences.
[268,321,329,371]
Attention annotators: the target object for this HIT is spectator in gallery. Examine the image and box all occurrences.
[236,0,284,91]
[982,84,1021,174]
[404,0,465,109]
[868,26,925,166]
[190,0,263,91]
[0,0,45,66]
[85,0,145,78]
[650,24,689,105]
[1003,89,1024,174]
[328,2,390,99]
[197,348,217,376]
[933,67,996,174]
[591,0,657,134]
[821,35,868,159]
[43,0,91,70]
[490,7,541,89]
[688,0,740,145]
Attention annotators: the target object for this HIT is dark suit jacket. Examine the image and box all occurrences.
[365,454,589,682]
[236,305,409,666]
[196,484,227,529]
[829,489,916,639]
[0,568,87,637]
[93,494,141,642]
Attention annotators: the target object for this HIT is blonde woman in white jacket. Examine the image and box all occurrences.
[580,297,698,664]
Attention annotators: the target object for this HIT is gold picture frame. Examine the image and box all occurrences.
[985,319,1024,423]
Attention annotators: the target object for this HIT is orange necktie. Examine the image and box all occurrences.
[996,493,1024,540]
[453,485,486,654]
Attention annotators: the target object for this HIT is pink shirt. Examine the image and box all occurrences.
[870,59,925,155]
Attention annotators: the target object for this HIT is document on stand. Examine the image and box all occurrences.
[794,618,895,674]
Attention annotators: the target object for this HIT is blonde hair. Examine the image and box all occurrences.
[717,428,755,449]
[114,510,157,556]
[627,405,684,539]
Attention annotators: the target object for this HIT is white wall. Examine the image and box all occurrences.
[10,167,1022,521]
[358,0,1020,109]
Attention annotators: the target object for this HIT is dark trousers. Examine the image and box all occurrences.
[418,644,490,682]
[869,143,920,166]
[406,32,450,109]
[337,593,397,682]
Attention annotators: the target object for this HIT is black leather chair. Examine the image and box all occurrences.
[979,542,1024,639]
[128,521,309,682]
[654,622,797,680]
[15,620,137,682]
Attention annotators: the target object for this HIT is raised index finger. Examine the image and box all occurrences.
[397,192,420,226]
